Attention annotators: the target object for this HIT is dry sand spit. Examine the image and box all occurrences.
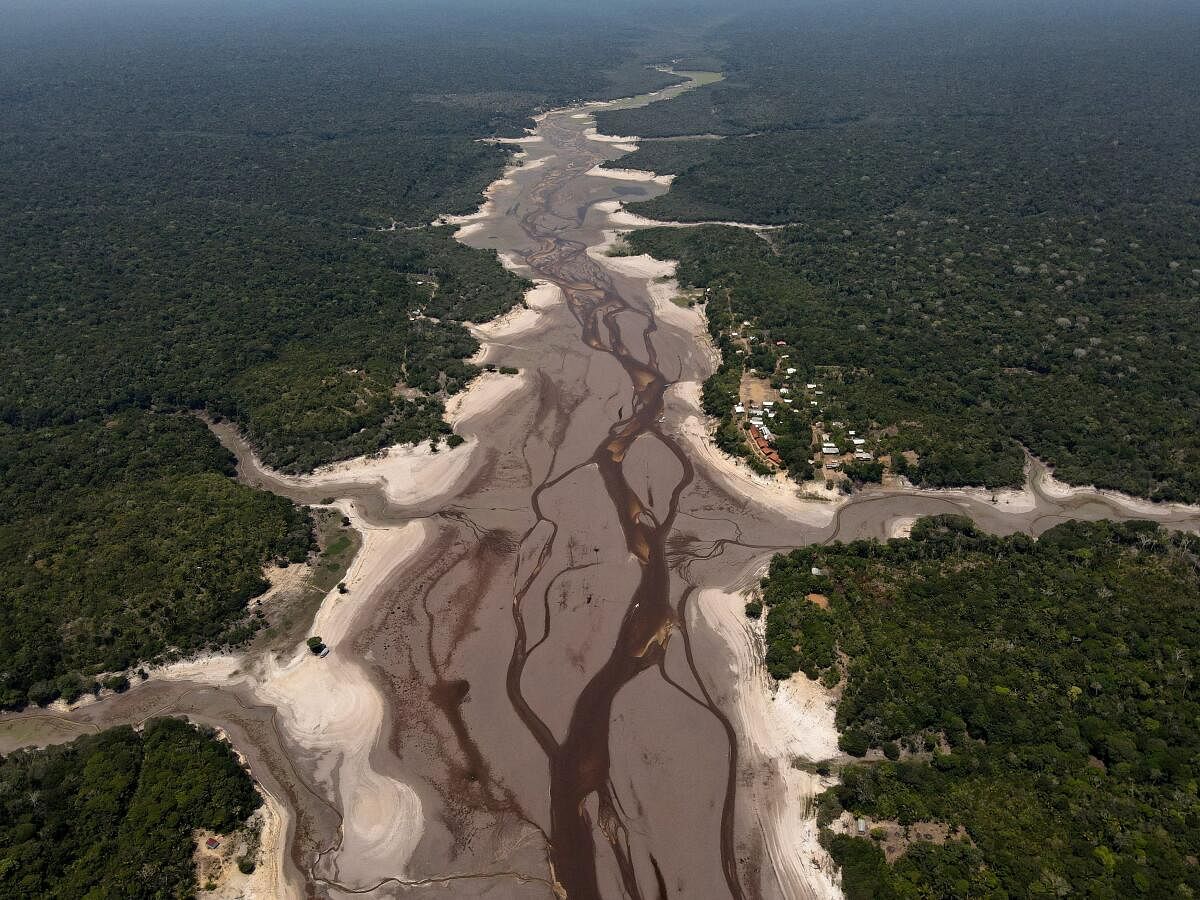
[160,514,430,892]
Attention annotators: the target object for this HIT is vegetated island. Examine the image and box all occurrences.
[756,516,1200,897]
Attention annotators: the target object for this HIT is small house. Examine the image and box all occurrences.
[206,838,221,850]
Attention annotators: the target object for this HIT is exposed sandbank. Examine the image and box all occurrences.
[263,440,475,508]
[694,587,842,900]
[160,514,431,888]
[585,163,674,185]
[437,151,548,239]
[671,383,839,528]
[595,198,787,231]
[583,126,640,145]
[904,455,1200,524]
[1031,460,1200,520]
[466,280,564,348]
[445,370,529,429]
[202,788,296,900]
[585,230,709,337]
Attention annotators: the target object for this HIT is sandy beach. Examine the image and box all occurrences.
[586,234,712,341]
[445,369,529,427]
[596,198,787,231]
[671,382,839,528]
[154,513,432,888]
[263,441,476,508]
[203,789,295,900]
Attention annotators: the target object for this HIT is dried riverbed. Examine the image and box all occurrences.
[4,71,1199,900]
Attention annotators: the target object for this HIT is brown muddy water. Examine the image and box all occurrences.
[4,73,1199,900]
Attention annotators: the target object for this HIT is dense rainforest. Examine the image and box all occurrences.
[0,3,684,706]
[604,2,1200,500]
[1,7,680,472]
[0,413,313,709]
[0,718,260,897]
[760,516,1200,897]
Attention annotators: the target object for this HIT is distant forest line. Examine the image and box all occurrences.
[603,3,1200,501]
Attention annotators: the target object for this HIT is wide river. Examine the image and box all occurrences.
[4,73,1199,900]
